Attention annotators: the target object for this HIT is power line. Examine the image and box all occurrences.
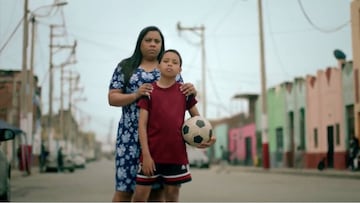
[177,22,207,118]
[265,0,291,80]
[297,0,350,33]
[210,0,241,34]
[0,17,24,54]
[206,38,228,113]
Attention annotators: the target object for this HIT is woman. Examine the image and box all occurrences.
[108,26,216,202]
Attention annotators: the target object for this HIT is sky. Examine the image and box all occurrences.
[0,0,353,143]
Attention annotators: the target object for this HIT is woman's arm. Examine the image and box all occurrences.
[108,89,140,107]
[108,83,153,107]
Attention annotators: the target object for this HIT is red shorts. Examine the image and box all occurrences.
[136,163,192,185]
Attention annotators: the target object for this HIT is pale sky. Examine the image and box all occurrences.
[0,0,353,143]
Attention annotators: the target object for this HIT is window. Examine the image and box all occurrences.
[335,123,340,146]
[314,128,318,148]
[299,108,306,150]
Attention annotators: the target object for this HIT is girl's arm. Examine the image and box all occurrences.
[188,106,217,148]
[138,108,155,176]
[188,106,200,117]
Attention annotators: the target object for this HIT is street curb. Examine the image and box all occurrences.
[226,166,360,179]
[13,165,360,180]
[11,167,40,180]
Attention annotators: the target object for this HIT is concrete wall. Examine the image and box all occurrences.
[228,123,256,165]
[285,77,306,168]
[212,123,228,161]
[306,68,346,169]
[342,61,354,148]
[267,83,288,168]
[351,0,360,140]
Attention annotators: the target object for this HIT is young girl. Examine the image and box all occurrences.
[133,49,200,202]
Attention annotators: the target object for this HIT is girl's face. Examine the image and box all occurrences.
[159,51,182,78]
[140,31,162,60]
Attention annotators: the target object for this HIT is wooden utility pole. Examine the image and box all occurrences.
[48,25,54,148]
[20,0,29,135]
[258,0,270,169]
[177,22,207,118]
[29,16,36,145]
[48,24,75,149]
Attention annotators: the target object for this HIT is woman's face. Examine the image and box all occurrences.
[140,31,162,60]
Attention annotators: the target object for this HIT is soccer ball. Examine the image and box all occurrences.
[182,116,213,147]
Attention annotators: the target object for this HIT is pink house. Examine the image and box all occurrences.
[228,123,256,165]
[305,67,346,169]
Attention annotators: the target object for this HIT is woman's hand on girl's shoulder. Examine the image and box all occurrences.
[180,83,197,97]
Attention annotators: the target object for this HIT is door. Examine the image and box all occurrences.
[276,128,284,167]
[327,126,334,168]
[245,137,252,166]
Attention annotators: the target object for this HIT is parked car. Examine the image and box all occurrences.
[44,153,75,173]
[72,153,86,169]
[186,145,210,169]
[0,120,24,202]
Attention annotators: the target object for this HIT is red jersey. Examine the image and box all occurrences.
[137,82,197,164]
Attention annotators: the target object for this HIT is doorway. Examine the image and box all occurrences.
[244,137,252,166]
[327,126,334,168]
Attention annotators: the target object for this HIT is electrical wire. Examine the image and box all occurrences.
[297,0,350,33]
[211,0,240,34]
[206,39,229,113]
[265,0,291,80]
[0,17,24,54]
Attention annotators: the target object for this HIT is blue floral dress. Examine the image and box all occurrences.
[109,64,182,192]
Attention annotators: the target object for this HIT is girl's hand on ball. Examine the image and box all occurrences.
[197,135,216,148]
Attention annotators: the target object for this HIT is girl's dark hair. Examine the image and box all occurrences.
[118,26,165,88]
[160,49,182,67]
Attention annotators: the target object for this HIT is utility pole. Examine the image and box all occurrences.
[20,1,69,155]
[67,71,81,154]
[60,63,65,149]
[177,22,207,118]
[59,41,77,152]
[20,0,31,175]
[29,16,36,147]
[48,23,75,150]
[20,0,29,135]
[258,0,270,169]
[48,24,54,150]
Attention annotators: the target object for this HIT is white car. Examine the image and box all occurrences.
[186,145,210,169]
[72,154,86,169]
[44,154,75,173]
[0,130,14,201]
[0,120,24,202]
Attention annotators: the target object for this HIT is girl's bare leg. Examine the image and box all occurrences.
[164,185,180,202]
[132,185,152,202]
[112,191,133,202]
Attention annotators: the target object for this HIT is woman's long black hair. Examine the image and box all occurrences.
[118,26,165,88]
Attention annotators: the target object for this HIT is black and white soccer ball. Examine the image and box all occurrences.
[182,116,213,147]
